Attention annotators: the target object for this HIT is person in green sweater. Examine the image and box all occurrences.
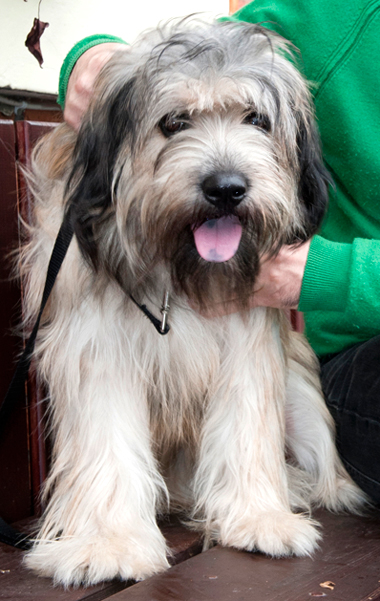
[58,0,380,503]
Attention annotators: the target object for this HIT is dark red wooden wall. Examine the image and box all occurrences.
[0,110,61,522]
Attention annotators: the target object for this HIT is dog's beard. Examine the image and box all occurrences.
[170,225,260,310]
[130,200,290,310]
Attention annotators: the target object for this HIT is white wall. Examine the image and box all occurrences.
[0,0,229,96]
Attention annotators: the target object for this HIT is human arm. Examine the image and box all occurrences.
[195,233,380,332]
[191,242,309,318]
[58,35,128,130]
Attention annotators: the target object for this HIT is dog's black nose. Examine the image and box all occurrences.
[201,173,248,208]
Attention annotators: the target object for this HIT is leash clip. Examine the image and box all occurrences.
[160,291,170,333]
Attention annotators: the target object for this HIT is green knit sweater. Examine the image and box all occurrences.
[59,0,380,357]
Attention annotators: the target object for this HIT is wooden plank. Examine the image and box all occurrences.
[0,516,202,601]
[360,586,380,601]
[103,510,380,601]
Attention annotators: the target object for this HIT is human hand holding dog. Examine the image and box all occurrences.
[251,240,310,309]
[193,241,310,316]
[64,43,127,129]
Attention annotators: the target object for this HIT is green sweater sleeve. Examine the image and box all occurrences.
[299,236,352,312]
[58,34,128,108]
[345,238,380,330]
[300,235,380,326]
[299,235,380,355]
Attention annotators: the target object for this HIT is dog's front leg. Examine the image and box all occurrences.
[193,310,320,558]
[25,343,169,587]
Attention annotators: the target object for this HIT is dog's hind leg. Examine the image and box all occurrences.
[192,309,321,557]
[285,332,368,512]
[24,298,170,587]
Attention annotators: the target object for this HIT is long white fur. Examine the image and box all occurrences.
[20,19,367,588]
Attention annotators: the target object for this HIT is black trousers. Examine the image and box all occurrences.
[320,336,380,505]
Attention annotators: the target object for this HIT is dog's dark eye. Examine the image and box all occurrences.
[159,114,190,137]
[243,111,271,132]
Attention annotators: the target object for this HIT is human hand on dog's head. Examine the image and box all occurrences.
[192,241,311,317]
[64,43,128,130]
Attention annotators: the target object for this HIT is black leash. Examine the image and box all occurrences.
[0,210,74,431]
[0,208,74,550]
[0,207,170,550]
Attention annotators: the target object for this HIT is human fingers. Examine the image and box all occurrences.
[64,43,128,130]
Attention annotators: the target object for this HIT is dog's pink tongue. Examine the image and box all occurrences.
[193,216,242,262]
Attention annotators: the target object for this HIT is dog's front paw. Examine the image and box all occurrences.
[220,511,321,557]
[25,530,170,587]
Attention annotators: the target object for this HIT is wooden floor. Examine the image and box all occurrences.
[1,510,380,601]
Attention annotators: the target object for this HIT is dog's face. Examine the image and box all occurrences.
[67,20,330,307]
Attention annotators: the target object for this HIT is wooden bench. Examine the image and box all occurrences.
[1,509,380,601]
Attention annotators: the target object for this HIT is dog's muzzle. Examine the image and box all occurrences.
[192,172,247,263]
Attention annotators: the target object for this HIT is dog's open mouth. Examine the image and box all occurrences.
[192,215,243,263]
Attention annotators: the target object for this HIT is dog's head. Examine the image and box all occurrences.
[66,19,330,307]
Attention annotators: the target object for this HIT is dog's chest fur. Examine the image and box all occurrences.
[131,298,286,453]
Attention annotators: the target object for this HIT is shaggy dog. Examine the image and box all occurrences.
[22,19,365,586]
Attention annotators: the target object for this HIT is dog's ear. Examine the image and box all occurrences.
[65,77,137,267]
[295,112,331,241]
